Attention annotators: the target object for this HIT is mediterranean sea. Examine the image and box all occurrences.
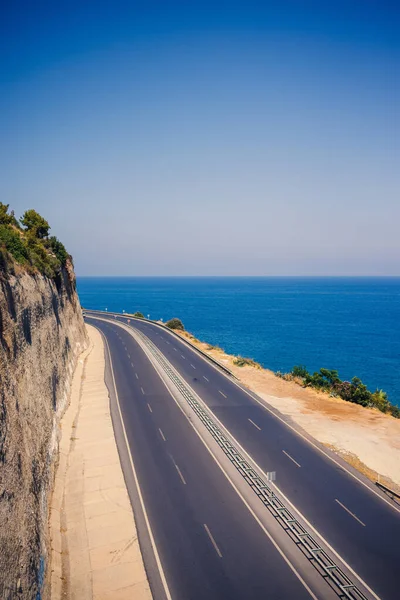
[77,277,400,407]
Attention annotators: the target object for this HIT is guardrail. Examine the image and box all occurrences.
[83,309,237,379]
[375,481,400,502]
[130,324,371,600]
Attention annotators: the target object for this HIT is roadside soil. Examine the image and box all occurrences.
[175,330,400,492]
[49,325,152,600]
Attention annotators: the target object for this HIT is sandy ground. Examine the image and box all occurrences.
[49,325,152,600]
[176,330,400,491]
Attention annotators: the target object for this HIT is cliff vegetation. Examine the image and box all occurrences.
[0,203,68,278]
[0,204,87,599]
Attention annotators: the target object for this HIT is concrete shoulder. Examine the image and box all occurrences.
[49,324,152,600]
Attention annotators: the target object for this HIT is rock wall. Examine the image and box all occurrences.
[0,259,87,599]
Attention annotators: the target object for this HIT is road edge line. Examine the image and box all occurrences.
[100,328,173,600]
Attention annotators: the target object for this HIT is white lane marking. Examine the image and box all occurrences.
[335,499,366,527]
[173,460,186,485]
[127,353,130,359]
[163,326,400,517]
[93,316,374,600]
[248,418,261,431]
[173,348,177,351]
[135,373,139,379]
[159,428,166,442]
[131,362,134,367]
[203,376,209,382]
[147,403,153,413]
[106,321,319,595]
[181,354,185,359]
[96,328,172,600]
[219,390,227,398]
[203,524,223,558]
[190,364,196,369]
[141,387,145,395]
[282,450,301,468]
[166,341,170,345]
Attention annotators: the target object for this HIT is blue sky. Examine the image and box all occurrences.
[1,1,399,275]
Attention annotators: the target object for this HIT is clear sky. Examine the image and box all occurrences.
[1,1,399,275]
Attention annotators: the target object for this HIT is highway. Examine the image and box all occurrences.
[85,312,400,600]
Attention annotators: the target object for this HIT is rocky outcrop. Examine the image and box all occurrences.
[0,259,87,599]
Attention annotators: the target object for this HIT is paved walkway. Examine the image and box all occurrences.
[50,325,152,600]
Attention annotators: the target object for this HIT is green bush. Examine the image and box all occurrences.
[46,236,68,265]
[292,365,309,378]
[20,209,50,239]
[0,225,29,264]
[0,203,19,227]
[0,204,69,279]
[282,364,399,418]
[133,312,145,318]
[233,356,262,369]
[165,317,185,331]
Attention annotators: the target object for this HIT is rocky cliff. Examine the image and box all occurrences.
[0,257,87,599]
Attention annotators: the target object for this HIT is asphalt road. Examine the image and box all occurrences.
[86,316,319,600]
[86,311,400,600]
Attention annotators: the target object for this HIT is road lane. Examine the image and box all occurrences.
[99,313,400,600]
[87,317,316,600]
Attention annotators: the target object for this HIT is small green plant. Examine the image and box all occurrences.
[0,203,70,278]
[165,317,184,331]
[233,356,262,369]
[278,364,399,418]
[292,365,309,378]
[0,225,29,264]
[20,209,50,239]
[133,312,145,318]
[206,343,223,351]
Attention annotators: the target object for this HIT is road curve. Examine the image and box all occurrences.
[86,310,400,600]
[85,315,322,600]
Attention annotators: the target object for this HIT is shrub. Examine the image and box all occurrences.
[285,363,399,418]
[165,318,184,331]
[292,365,309,378]
[20,209,50,239]
[0,225,29,264]
[233,356,262,369]
[0,203,19,227]
[133,312,145,318]
[46,236,68,265]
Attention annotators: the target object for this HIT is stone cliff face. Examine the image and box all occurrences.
[0,259,87,599]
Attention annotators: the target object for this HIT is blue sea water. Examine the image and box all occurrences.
[77,277,400,407]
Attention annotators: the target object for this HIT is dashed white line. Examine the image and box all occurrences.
[131,362,134,368]
[147,403,153,413]
[135,373,139,379]
[127,353,130,359]
[173,348,178,352]
[203,524,222,558]
[159,428,166,442]
[335,499,366,527]
[181,354,185,359]
[282,450,301,468]
[203,376,209,382]
[173,461,186,485]
[141,387,145,395]
[97,326,172,600]
[248,418,261,431]
[166,341,170,345]
[219,390,227,398]
[190,364,196,369]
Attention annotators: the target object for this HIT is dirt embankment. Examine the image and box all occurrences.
[0,260,87,599]
[176,330,400,491]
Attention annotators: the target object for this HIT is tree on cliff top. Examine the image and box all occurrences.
[165,318,184,331]
[20,209,50,239]
[0,202,19,227]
